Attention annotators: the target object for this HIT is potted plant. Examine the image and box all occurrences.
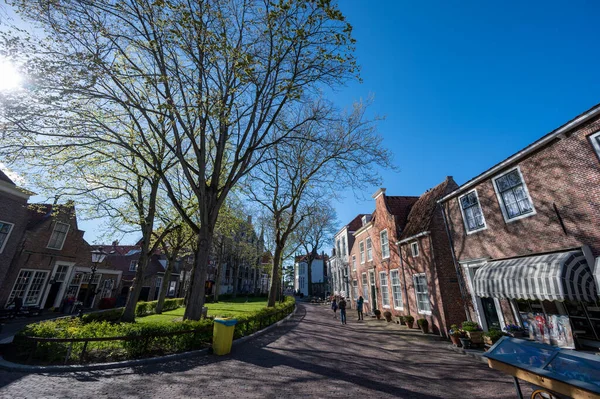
[396,315,404,325]
[461,321,483,345]
[459,335,472,349]
[374,309,382,320]
[383,311,393,322]
[503,324,525,338]
[417,318,429,334]
[448,324,463,347]
[483,328,505,346]
[404,315,414,328]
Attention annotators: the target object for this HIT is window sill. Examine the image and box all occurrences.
[503,210,537,224]
[465,226,487,235]
[382,255,390,260]
[382,305,390,309]
[417,310,432,315]
[394,307,403,311]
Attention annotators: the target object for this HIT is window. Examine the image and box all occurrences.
[359,241,365,264]
[70,272,83,285]
[0,221,14,253]
[341,237,347,257]
[413,273,431,314]
[352,280,358,300]
[299,276,305,289]
[411,242,419,257]
[101,279,114,299]
[379,272,390,308]
[361,273,369,302]
[352,255,356,271]
[380,230,390,259]
[590,131,600,160]
[390,269,403,309]
[83,273,102,284]
[336,239,341,257]
[129,261,138,272]
[168,281,176,296]
[53,265,69,282]
[459,190,486,232]
[493,168,535,221]
[366,237,373,261]
[47,222,70,250]
[7,269,49,306]
[156,276,163,288]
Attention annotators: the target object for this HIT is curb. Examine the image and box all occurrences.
[0,304,297,373]
[446,344,489,365]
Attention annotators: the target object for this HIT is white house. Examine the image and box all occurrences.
[294,254,328,297]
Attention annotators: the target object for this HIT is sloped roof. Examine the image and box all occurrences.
[26,203,75,229]
[295,253,329,263]
[385,195,419,230]
[345,214,369,233]
[0,169,15,185]
[400,177,458,239]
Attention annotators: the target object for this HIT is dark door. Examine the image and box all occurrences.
[44,282,62,309]
[481,297,501,330]
[139,287,150,302]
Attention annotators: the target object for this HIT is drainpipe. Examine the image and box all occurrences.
[440,202,471,321]
[398,244,410,316]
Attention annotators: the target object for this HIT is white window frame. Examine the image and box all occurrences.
[413,273,431,315]
[458,189,487,234]
[47,222,70,250]
[7,269,50,307]
[361,273,369,302]
[390,269,403,310]
[492,166,536,223]
[380,229,390,259]
[366,237,373,261]
[590,131,600,160]
[359,241,365,264]
[0,221,14,254]
[352,255,356,271]
[411,242,419,257]
[352,279,358,300]
[341,236,347,257]
[155,276,163,288]
[379,271,390,308]
[129,261,138,272]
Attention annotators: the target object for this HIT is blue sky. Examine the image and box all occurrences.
[7,1,600,245]
[329,0,600,233]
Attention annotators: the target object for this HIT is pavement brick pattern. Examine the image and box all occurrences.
[0,303,535,398]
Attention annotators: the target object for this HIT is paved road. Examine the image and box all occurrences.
[0,303,533,398]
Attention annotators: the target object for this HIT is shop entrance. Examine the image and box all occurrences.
[481,297,501,330]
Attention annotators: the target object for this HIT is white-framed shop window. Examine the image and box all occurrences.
[7,269,49,306]
[413,273,431,314]
[379,271,390,308]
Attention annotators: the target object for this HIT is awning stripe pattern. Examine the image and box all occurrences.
[473,250,597,302]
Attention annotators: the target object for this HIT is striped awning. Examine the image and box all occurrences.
[474,250,598,302]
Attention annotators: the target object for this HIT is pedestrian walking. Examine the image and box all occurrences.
[331,298,338,318]
[357,296,364,321]
[338,297,347,325]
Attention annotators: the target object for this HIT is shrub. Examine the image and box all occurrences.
[404,315,414,324]
[98,297,117,310]
[483,328,505,343]
[82,308,123,323]
[161,298,185,312]
[417,318,428,327]
[461,321,480,332]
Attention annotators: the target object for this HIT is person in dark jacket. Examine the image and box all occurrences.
[338,297,347,325]
[331,298,338,318]
[357,296,364,321]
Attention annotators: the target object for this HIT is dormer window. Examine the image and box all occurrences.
[361,215,371,226]
[47,222,70,250]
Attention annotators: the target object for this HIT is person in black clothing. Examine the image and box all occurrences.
[8,296,23,318]
[338,297,347,325]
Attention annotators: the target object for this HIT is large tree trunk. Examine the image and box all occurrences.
[267,246,283,307]
[155,252,177,314]
[184,227,212,320]
[232,256,239,298]
[214,239,223,302]
[121,251,148,322]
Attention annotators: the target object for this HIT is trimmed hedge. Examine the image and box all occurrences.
[13,296,295,365]
[80,298,186,323]
[15,318,213,364]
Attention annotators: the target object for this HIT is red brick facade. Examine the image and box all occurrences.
[441,104,600,332]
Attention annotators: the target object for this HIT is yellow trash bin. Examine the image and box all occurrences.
[212,318,237,355]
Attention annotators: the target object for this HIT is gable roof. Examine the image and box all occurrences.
[400,177,458,239]
[26,203,75,229]
[0,169,15,185]
[384,196,419,235]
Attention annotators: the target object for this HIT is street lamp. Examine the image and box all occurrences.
[83,247,107,310]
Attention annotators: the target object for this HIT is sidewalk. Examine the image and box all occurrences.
[0,311,68,343]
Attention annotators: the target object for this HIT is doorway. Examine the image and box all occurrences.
[481,297,501,330]
[369,270,377,311]
[44,282,62,309]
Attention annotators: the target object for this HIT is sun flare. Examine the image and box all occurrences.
[0,60,23,91]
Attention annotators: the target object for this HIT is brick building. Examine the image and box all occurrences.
[1,202,121,310]
[440,103,600,349]
[0,170,31,292]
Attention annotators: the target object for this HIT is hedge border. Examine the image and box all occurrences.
[0,304,297,373]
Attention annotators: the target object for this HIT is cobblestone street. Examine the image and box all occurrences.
[0,303,532,398]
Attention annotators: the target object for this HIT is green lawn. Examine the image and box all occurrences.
[137,297,269,323]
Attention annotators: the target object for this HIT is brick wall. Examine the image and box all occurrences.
[444,115,600,262]
[0,190,29,291]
